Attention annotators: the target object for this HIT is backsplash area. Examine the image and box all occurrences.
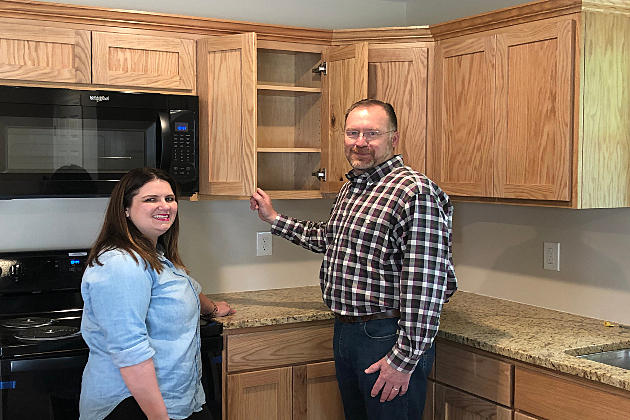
[2,197,629,324]
[453,202,630,325]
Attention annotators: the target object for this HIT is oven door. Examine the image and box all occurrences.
[0,351,87,420]
[0,102,159,198]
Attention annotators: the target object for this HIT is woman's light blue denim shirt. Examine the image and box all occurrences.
[79,249,205,420]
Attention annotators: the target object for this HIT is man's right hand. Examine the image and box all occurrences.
[250,188,278,224]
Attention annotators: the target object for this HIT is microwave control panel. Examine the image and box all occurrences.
[169,110,198,194]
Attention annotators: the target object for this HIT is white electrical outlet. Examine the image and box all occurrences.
[543,242,560,271]
[257,232,272,256]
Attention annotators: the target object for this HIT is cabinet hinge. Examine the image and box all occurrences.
[312,168,326,181]
[312,62,327,75]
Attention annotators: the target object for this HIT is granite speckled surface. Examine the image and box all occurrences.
[208,286,630,392]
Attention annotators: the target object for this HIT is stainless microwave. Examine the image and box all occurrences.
[0,86,198,198]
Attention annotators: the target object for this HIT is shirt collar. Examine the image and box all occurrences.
[345,155,404,186]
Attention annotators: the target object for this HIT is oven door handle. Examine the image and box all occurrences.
[9,355,88,373]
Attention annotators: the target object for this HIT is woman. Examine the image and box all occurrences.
[80,167,233,420]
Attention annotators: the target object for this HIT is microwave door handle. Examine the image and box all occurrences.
[157,111,172,170]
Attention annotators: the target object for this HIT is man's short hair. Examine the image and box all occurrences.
[344,99,398,131]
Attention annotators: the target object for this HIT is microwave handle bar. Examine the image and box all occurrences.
[157,111,173,171]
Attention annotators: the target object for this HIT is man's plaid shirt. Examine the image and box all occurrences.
[271,155,457,373]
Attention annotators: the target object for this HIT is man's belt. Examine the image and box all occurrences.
[334,308,400,323]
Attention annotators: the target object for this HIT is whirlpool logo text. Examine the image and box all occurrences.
[89,95,110,102]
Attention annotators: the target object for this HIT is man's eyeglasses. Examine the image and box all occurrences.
[344,129,396,142]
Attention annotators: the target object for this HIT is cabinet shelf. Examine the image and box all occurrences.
[257,84,321,95]
[257,147,321,153]
[267,190,324,199]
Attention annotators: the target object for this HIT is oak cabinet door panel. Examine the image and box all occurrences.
[92,31,195,91]
[495,19,575,201]
[197,33,257,197]
[431,35,495,197]
[0,22,90,84]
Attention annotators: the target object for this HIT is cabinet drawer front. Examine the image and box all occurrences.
[226,323,333,372]
[514,366,630,420]
[436,341,513,406]
[435,384,512,420]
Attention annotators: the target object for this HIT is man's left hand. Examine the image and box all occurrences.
[364,357,411,402]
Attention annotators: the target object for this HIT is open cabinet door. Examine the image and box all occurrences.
[320,43,368,194]
[197,33,257,197]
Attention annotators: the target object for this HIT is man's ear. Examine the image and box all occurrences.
[391,131,400,148]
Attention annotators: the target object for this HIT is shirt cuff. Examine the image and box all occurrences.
[386,347,419,374]
[110,340,156,368]
[270,214,286,233]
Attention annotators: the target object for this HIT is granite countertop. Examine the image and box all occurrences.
[208,286,630,392]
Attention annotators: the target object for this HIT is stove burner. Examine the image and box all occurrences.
[0,317,53,329]
[13,325,81,341]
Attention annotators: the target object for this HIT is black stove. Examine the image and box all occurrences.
[0,250,89,359]
[0,310,86,359]
[0,249,223,420]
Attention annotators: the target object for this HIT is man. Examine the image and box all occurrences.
[250,99,457,420]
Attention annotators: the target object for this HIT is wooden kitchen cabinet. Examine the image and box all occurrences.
[368,42,430,174]
[0,20,90,85]
[430,34,495,197]
[514,365,630,420]
[293,360,344,420]
[227,366,292,419]
[431,17,575,202]
[224,321,344,420]
[319,41,431,194]
[431,340,514,419]
[434,384,512,420]
[0,19,196,93]
[431,339,630,420]
[197,33,325,198]
[92,31,196,92]
[435,340,512,407]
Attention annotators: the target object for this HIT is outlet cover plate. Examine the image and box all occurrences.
[543,242,560,271]
[257,232,272,256]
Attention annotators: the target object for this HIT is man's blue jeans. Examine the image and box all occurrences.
[333,317,435,420]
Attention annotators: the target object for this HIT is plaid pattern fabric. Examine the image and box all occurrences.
[271,155,457,373]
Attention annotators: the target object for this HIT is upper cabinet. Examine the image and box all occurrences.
[197,32,325,198]
[0,19,196,94]
[430,17,575,202]
[320,43,368,193]
[3,0,630,207]
[319,41,431,194]
[368,43,429,174]
[0,21,90,84]
[197,33,257,197]
[92,32,196,92]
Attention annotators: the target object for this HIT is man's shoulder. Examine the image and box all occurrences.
[387,166,432,191]
[386,166,451,202]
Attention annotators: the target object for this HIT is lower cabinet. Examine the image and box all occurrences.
[223,321,344,420]
[514,366,630,420]
[430,338,630,420]
[434,383,512,420]
[226,361,344,420]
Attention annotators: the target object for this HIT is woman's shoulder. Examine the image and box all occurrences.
[86,248,148,275]
[83,248,154,286]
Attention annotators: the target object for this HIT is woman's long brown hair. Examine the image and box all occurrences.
[87,167,186,273]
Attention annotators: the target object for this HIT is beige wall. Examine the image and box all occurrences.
[453,202,630,324]
[178,199,334,293]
